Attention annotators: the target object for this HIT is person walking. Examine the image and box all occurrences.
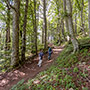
[37,49,44,67]
[48,46,53,60]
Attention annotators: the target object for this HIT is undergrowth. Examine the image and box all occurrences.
[11,37,90,90]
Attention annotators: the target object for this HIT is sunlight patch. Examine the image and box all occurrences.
[53,52,59,54]
[12,77,18,80]
[53,49,63,52]
[47,60,53,63]
[33,80,40,84]
[14,70,25,77]
[40,75,47,79]
[0,79,9,86]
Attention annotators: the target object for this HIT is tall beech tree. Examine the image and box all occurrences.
[63,0,69,41]
[61,19,65,41]
[43,0,47,49]
[11,0,20,66]
[42,24,44,44]
[66,0,79,53]
[81,0,85,36]
[56,0,61,45]
[5,3,11,50]
[29,0,35,52]
[88,0,90,37]
[21,0,29,61]
[34,0,37,55]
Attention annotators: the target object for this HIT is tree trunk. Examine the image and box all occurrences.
[67,0,79,53]
[5,4,11,50]
[42,24,44,44]
[11,0,20,66]
[43,0,47,49]
[63,0,70,41]
[30,1,35,53]
[21,0,28,62]
[81,0,85,36]
[75,13,77,35]
[88,0,90,37]
[34,0,37,55]
[57,21,61,45]
[61,19,65,41]
[56,0,61,45]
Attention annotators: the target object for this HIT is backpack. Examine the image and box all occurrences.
[49,48,53,54]
[39,52,43,59]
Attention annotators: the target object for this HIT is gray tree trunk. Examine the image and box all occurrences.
[6,4,11,50]
[30,1,35,53]
[66,0,79,53]
[11,0,20,66]
[56,0,61,45]
[21,0,28,61]
[42,24,44,44]
[43,0,47,49]
[57,20,61,45]
[88,0,90,37]
[75,13,77,35]
[34,0,37,55]
[81,0,85,36]
[63,0,70,41]
[61,19,65,41]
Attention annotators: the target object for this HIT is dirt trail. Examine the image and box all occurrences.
[0,46,64,90]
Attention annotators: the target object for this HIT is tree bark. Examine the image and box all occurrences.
[34,0,37,55]
[56,0,61,45]
[42,24,44,44]
[75,13,77,35]
[63,0,70,41]
[11,0,20,66]
[61,19,65,41]
[21,0,28,61]
[66,0,79,53]
[57,20,61,45]
[43,0,47,49]
[6,3,11,50]
[88,0,90,37]
[30,1,35,53]
[81,0,85,36]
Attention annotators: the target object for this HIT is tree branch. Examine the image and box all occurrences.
[5,0,16,12]
[0,12,6,21]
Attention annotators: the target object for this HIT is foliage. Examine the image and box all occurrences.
[0,0,90,89]
[10,79,29,90]
[11,37,90,90]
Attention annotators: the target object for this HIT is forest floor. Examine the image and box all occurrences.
[0,45,64,90]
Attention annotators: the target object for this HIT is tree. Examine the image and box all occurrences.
[42,23,44,44]
[21,0,29,62]
[74,3,77,35]
[61,19,65,41]
[63,0,70,41]
[34,0,37,55]
[56,0,61,45]
[5,3,11,50]
[11,0,20,66]
[43,0,47,49]
[66,0,79,53]
[88,0,90,37]
[81,0,85,36]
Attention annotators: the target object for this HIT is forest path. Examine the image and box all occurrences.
[0,46,64,90]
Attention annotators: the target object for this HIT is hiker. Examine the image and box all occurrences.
[48,46,53,60]
[37,49,44,67]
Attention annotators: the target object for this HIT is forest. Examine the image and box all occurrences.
[0,0,90,90]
